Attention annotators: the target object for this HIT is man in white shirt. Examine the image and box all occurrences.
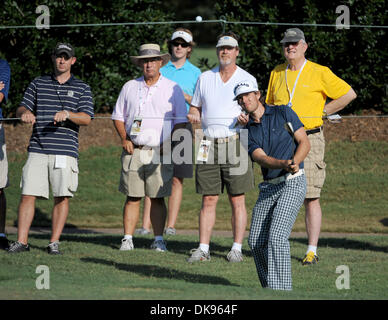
[187,32,256,263]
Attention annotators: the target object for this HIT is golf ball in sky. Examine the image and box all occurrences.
[196,16,202,22]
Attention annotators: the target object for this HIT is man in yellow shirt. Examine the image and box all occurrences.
[266,28,357,265]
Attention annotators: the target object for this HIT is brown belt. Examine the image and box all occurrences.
[133,144,145,149]
[205,134,240,144]
[132,143,163,155]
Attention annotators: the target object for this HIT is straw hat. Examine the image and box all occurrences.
[130,43,170,67]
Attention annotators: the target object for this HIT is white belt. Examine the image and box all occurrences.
[265,169,305,184]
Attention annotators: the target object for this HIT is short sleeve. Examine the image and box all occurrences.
[320,67,351,100]
[265,70,275,105]
[77,84,94,117]
[20,80,38,112]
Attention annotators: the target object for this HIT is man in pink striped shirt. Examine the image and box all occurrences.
[112,44,187,252]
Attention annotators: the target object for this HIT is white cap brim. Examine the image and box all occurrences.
[216,36,238,48]
[233,80,258,100]
[171,31,193,43]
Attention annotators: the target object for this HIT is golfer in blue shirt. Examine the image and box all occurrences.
[234,79,310,290]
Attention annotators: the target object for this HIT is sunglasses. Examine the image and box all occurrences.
[55,54,71,61]
[283,41,301,47]
[171,41,190,48]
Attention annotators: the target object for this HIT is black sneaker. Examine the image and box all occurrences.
[0,236,10,250]
[47,241,61,255]
[7,241,30,253]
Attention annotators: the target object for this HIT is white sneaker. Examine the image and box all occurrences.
[150,240,167,252]
[120,238,134,251]
[135,228,151,235]
[187,247,211,263]
[164,227,176,236]
[227,249,243,262]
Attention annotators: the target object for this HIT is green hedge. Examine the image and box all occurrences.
[0,0,386,116]
[214,0,387,114]
[0,0,174,116]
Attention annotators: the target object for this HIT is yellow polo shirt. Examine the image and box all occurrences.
[265,60,351,130]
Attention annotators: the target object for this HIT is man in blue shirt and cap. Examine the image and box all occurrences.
[0,58,10,250]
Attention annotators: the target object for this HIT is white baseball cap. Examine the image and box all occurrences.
[216,36,238,48]
[233,80,258,100]
[171,30,193,43]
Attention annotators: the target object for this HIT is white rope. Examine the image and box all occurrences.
[223,20,388,29]
[1,19,387,30]
[1,114,388,122]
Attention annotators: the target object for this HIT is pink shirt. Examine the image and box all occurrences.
[112,74,187,147]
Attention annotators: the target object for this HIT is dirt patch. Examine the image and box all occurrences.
[4,115,121,154]
[3,109,388,154]
[323,109,388,143]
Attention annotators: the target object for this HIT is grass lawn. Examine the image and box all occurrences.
[2,140,387,301]
[1,233,387,300]
[190,46,218,71]
[5,140,388,233]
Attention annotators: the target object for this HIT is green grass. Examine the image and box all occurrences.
[5,140,388,233]
[2,141,388,300]
[190,46,258,72]
[1,233,387,300]
[190,46,218,71]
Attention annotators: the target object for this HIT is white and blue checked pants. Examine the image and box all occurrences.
[248,175,306,291]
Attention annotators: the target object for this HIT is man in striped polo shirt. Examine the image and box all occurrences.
[8,43,94,255]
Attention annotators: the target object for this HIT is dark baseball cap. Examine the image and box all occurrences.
[280,28,305,43]
[53,43,75,57]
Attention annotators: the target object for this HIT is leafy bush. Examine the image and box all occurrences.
[214,0,387,114]
[1,0,386,115]
[0,0,174,116]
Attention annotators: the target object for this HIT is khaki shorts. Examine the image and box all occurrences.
[20,153,79,199]
[195,135,254,195]
[0,125,9,189]
[119,149,174,198]
[304,130,326,198]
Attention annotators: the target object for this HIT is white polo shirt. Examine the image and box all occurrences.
[191,65,257,138]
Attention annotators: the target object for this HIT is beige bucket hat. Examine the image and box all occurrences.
[130,43,170,67]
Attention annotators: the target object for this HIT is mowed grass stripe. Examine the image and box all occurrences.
[1,234,387,299]
[6,141,388,233]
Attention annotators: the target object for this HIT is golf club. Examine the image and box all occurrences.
[284,121,295,165]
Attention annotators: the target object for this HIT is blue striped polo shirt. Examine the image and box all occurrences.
[247,105,304,180]
[20,74,94,159]
[0,59,11,118]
